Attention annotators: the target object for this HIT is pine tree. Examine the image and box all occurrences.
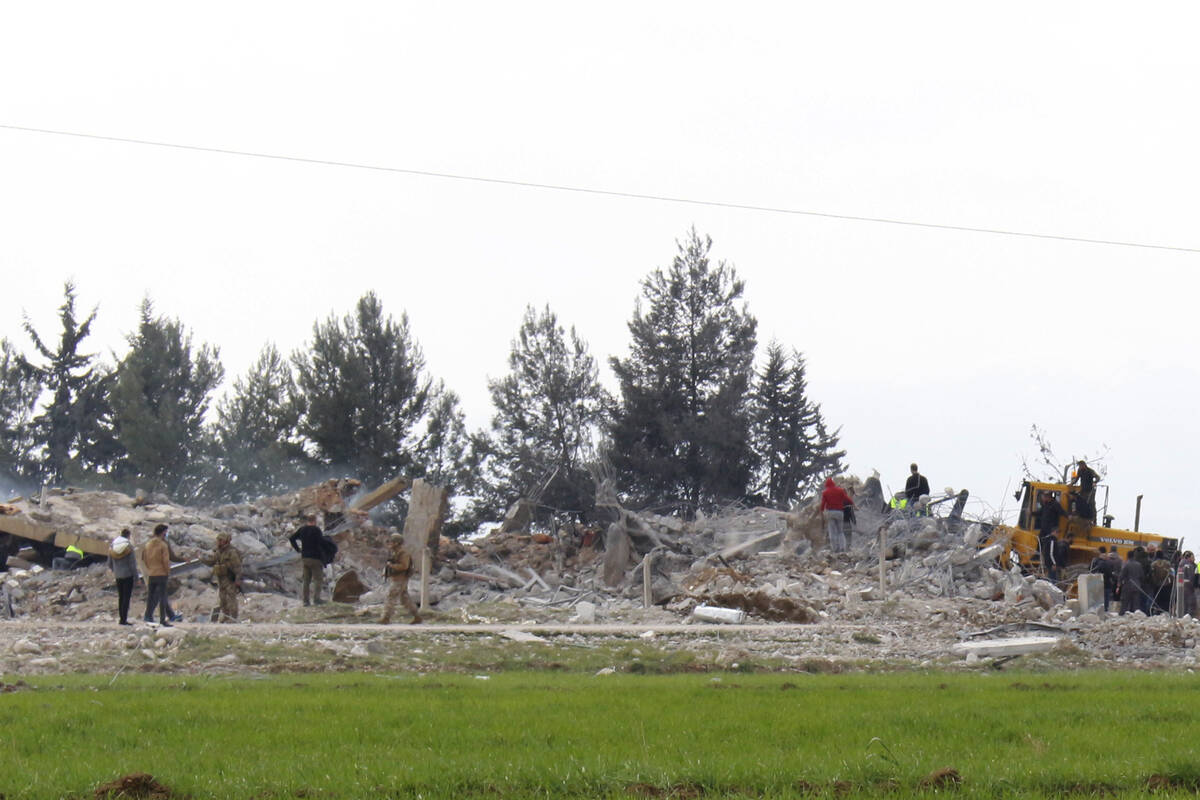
[293,292,433,488]
[750,342,845,507]
[487,305,609,524]
[0,338,41,487]
[20,282,114,485]
[212,344,309,500]
[108,298,225,498]
[609,229,757,511]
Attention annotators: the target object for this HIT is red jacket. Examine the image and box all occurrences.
[820,478,853,511]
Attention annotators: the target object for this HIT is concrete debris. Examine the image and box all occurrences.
[692,605,747,624]
[952,636,1062,658]
[1,473,1196,668]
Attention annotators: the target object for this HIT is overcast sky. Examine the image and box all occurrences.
[2,3,1197,536]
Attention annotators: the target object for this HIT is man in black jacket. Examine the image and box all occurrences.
[1037,492,1067,581]
[288,514,327,606]
[904,463,930,505]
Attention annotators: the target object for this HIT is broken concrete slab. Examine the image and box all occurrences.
[951,635,1061,658]
[1078,574,1104,614]
[692,605,747,624]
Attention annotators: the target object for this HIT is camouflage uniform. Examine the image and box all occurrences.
[205,534,242,623]
[380,535,421,624]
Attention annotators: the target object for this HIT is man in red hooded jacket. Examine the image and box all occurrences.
[820,477,854,553]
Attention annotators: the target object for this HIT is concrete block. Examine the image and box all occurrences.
[1077,573,1104,613]
[951,636,1061,658]
[692,604,746,624]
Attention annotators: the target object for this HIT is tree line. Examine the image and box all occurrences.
[0,229,843,533]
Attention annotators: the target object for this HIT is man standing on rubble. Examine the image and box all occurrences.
[380,532,421,624]
[289,514,327,606]
[203,532,242,623]
[1119,549,1145,615]
[107,529,138,625]
[820,477,853,553]
[1177,552,1196,617]
[1036,491,1066,581]
[1089,546,1116,612]
[904,464,930,505]
[1149,549,1173,615]
[142,524,173,626]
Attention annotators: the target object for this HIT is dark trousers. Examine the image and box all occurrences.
[144,576,170,622]
[115,576,134,623]
[1039,535,1058,580]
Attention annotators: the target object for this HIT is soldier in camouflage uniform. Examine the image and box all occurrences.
[380,533,421,624]
[205,532,242,623]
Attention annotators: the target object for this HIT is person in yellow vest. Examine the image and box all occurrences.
[52,543,85,570]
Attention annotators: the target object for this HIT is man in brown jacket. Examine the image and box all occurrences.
[142,523,173,626]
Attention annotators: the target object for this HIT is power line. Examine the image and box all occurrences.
[2,122,1197,254]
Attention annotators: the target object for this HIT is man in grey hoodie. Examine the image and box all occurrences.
[107,529,139,626]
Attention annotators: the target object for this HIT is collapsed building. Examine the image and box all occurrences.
[2,474,1197,668]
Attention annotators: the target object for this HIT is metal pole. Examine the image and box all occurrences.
[1135,495,1144,532]
[879,526,887,596]
[642,552,653,608]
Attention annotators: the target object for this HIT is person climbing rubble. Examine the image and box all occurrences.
[203,532,242,623]
[380,533,421,624]
[820,478,854,553]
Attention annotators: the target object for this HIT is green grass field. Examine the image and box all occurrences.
[3,670,1200,798]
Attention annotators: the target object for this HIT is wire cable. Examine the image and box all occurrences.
[2,122,1198,254]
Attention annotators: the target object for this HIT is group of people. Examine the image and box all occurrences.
[105,523,242,625]
[1089,544,1197,617]
[105,525,241,623]
[821,463,930,553]
[104,513,421,625]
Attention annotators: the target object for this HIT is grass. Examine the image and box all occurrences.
[3,670,1200,798]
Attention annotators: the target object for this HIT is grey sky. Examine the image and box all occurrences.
[2,3,1197,535]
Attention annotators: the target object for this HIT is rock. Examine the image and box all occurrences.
[349,645,370,658]
[141,649,157,659]
[1030,580,1065,610]
[26,657,60,669]
[155,627,188,643]
[573,601,596,624]
[332,570,368,603]
[12,639,41,655]
[232,532,270,556]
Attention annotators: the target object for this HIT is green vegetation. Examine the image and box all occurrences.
[4,671,1200,798]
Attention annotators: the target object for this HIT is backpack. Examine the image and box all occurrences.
[318,535,338,567]
[1150,558,1171,588]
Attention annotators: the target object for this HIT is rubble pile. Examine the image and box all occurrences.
[3,478,1199,670]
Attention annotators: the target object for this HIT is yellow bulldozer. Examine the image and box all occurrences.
[989,479,1177,582]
